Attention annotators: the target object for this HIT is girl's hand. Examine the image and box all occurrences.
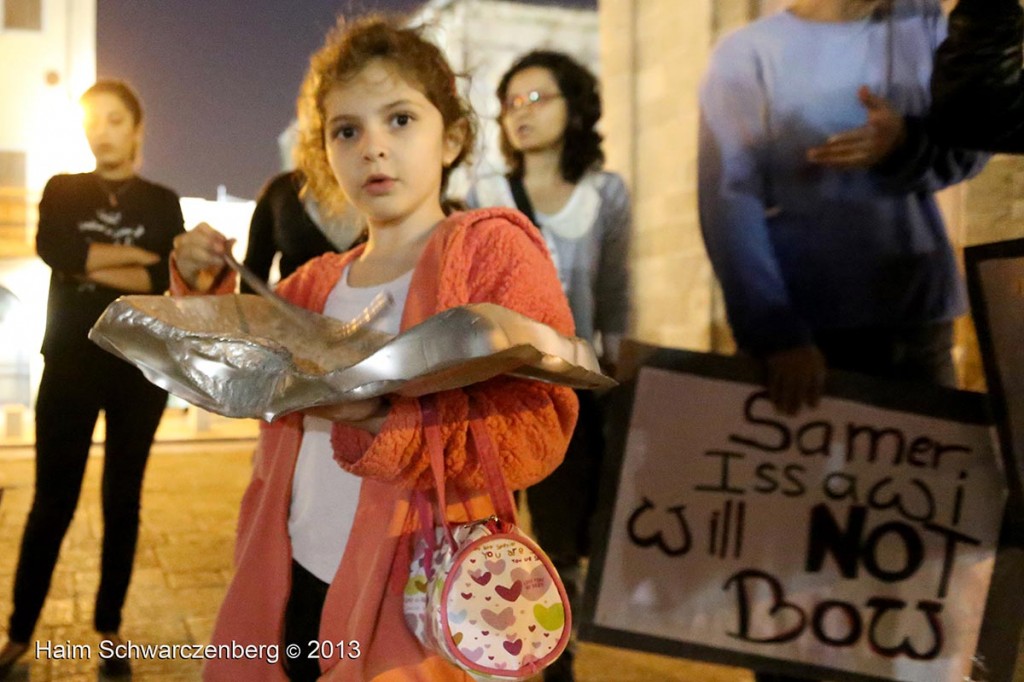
[172,222,229,291]
[305,397,389,434]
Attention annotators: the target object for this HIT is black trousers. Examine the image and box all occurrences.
[524,389,605,680]
[282,560,330,682]
[754,322,954,682]
[7,347,167,641]
[527,390,605,569]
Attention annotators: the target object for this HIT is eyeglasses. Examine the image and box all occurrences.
[502,90,563,113]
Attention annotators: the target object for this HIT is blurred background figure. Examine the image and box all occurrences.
[0,79,183,679]
[930,0,1024,153]
[241,169,363,292]
[931,3,1024,679]
[699,1,986,677]
[467,49,632,682]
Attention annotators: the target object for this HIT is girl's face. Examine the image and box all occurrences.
[501,66,567,155]
[323,59,463,231]
[82,92,140,174]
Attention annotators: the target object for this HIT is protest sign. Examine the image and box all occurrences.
[581,349,1005,682]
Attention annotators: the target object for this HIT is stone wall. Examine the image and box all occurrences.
[412,0,599,195]
[600,0,732,351]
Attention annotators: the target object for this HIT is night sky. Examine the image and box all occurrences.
[96,0,596,200]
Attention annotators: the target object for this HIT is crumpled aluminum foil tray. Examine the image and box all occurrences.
[88,294,615,421]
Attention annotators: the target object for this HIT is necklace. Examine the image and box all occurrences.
[93,173,135,208]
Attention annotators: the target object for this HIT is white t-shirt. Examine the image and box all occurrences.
[288,264,414,583]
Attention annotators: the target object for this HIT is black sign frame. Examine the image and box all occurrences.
[965,237,1024,514]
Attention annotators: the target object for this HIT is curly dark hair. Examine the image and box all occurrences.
[295,15,477,217]
[496,50,604,183]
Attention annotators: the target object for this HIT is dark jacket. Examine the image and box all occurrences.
[36,173,183,355]
[241,171,338,293]
[930,0,1024,152]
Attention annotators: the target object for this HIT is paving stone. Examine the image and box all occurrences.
[119,619,191,646]
[183,616,216,647]
[38,597,74,628]
[134,543,160,562]
[44,570,74,600]
[153,548,231,575]
[130,568,169,589]
[165,587,228,620]
[73,595,94,624]
[72,570,99,594]
[165,571,227,591]
[58,548,100,571]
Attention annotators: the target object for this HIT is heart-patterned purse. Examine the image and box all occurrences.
[403,400,572,679]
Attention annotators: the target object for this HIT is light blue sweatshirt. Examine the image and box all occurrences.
[698,1,987,355]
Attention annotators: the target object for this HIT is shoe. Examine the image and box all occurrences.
[98,632,131,678]
[542,649,575,682]
[100,654,131,678]
[0,641,29,680]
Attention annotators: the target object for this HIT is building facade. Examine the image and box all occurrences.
[0,0,96,256]
[410,0,600,196]
[0,0,96,414]
[0,1,255,425]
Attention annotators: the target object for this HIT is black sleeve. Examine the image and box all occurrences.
[241,177,280,293]
[35,176,89,274]
[144,190,184,294]
[930,0,1024,152]
[872,116,988,193]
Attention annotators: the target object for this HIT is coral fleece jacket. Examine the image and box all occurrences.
[171,207,579,681]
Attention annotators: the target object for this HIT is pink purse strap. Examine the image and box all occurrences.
[466,405,518,524]
[418,397,518,542]
[421,399,455,548]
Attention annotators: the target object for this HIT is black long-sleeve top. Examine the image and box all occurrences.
[36,172,184,356]
[930,0,1024,152]
[241,171,340,293]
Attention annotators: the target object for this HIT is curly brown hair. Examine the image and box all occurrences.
[295,15,476,217]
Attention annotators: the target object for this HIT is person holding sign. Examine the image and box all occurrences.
[698,0,985,413]
[931,3,1024,677]
[698,0,987,679]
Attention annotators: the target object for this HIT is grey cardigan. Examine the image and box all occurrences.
[466,170,632,360]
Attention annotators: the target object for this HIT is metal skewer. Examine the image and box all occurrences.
[222,249,393,341]
[222,249,313,329]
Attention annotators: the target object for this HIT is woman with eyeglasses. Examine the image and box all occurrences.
[466,49,632,682]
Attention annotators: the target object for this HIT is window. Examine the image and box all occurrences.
[3,0,43,31]
[0,151,26,188]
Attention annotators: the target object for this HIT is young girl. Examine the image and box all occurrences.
[171,17,577,682]
[466,50,632,682]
